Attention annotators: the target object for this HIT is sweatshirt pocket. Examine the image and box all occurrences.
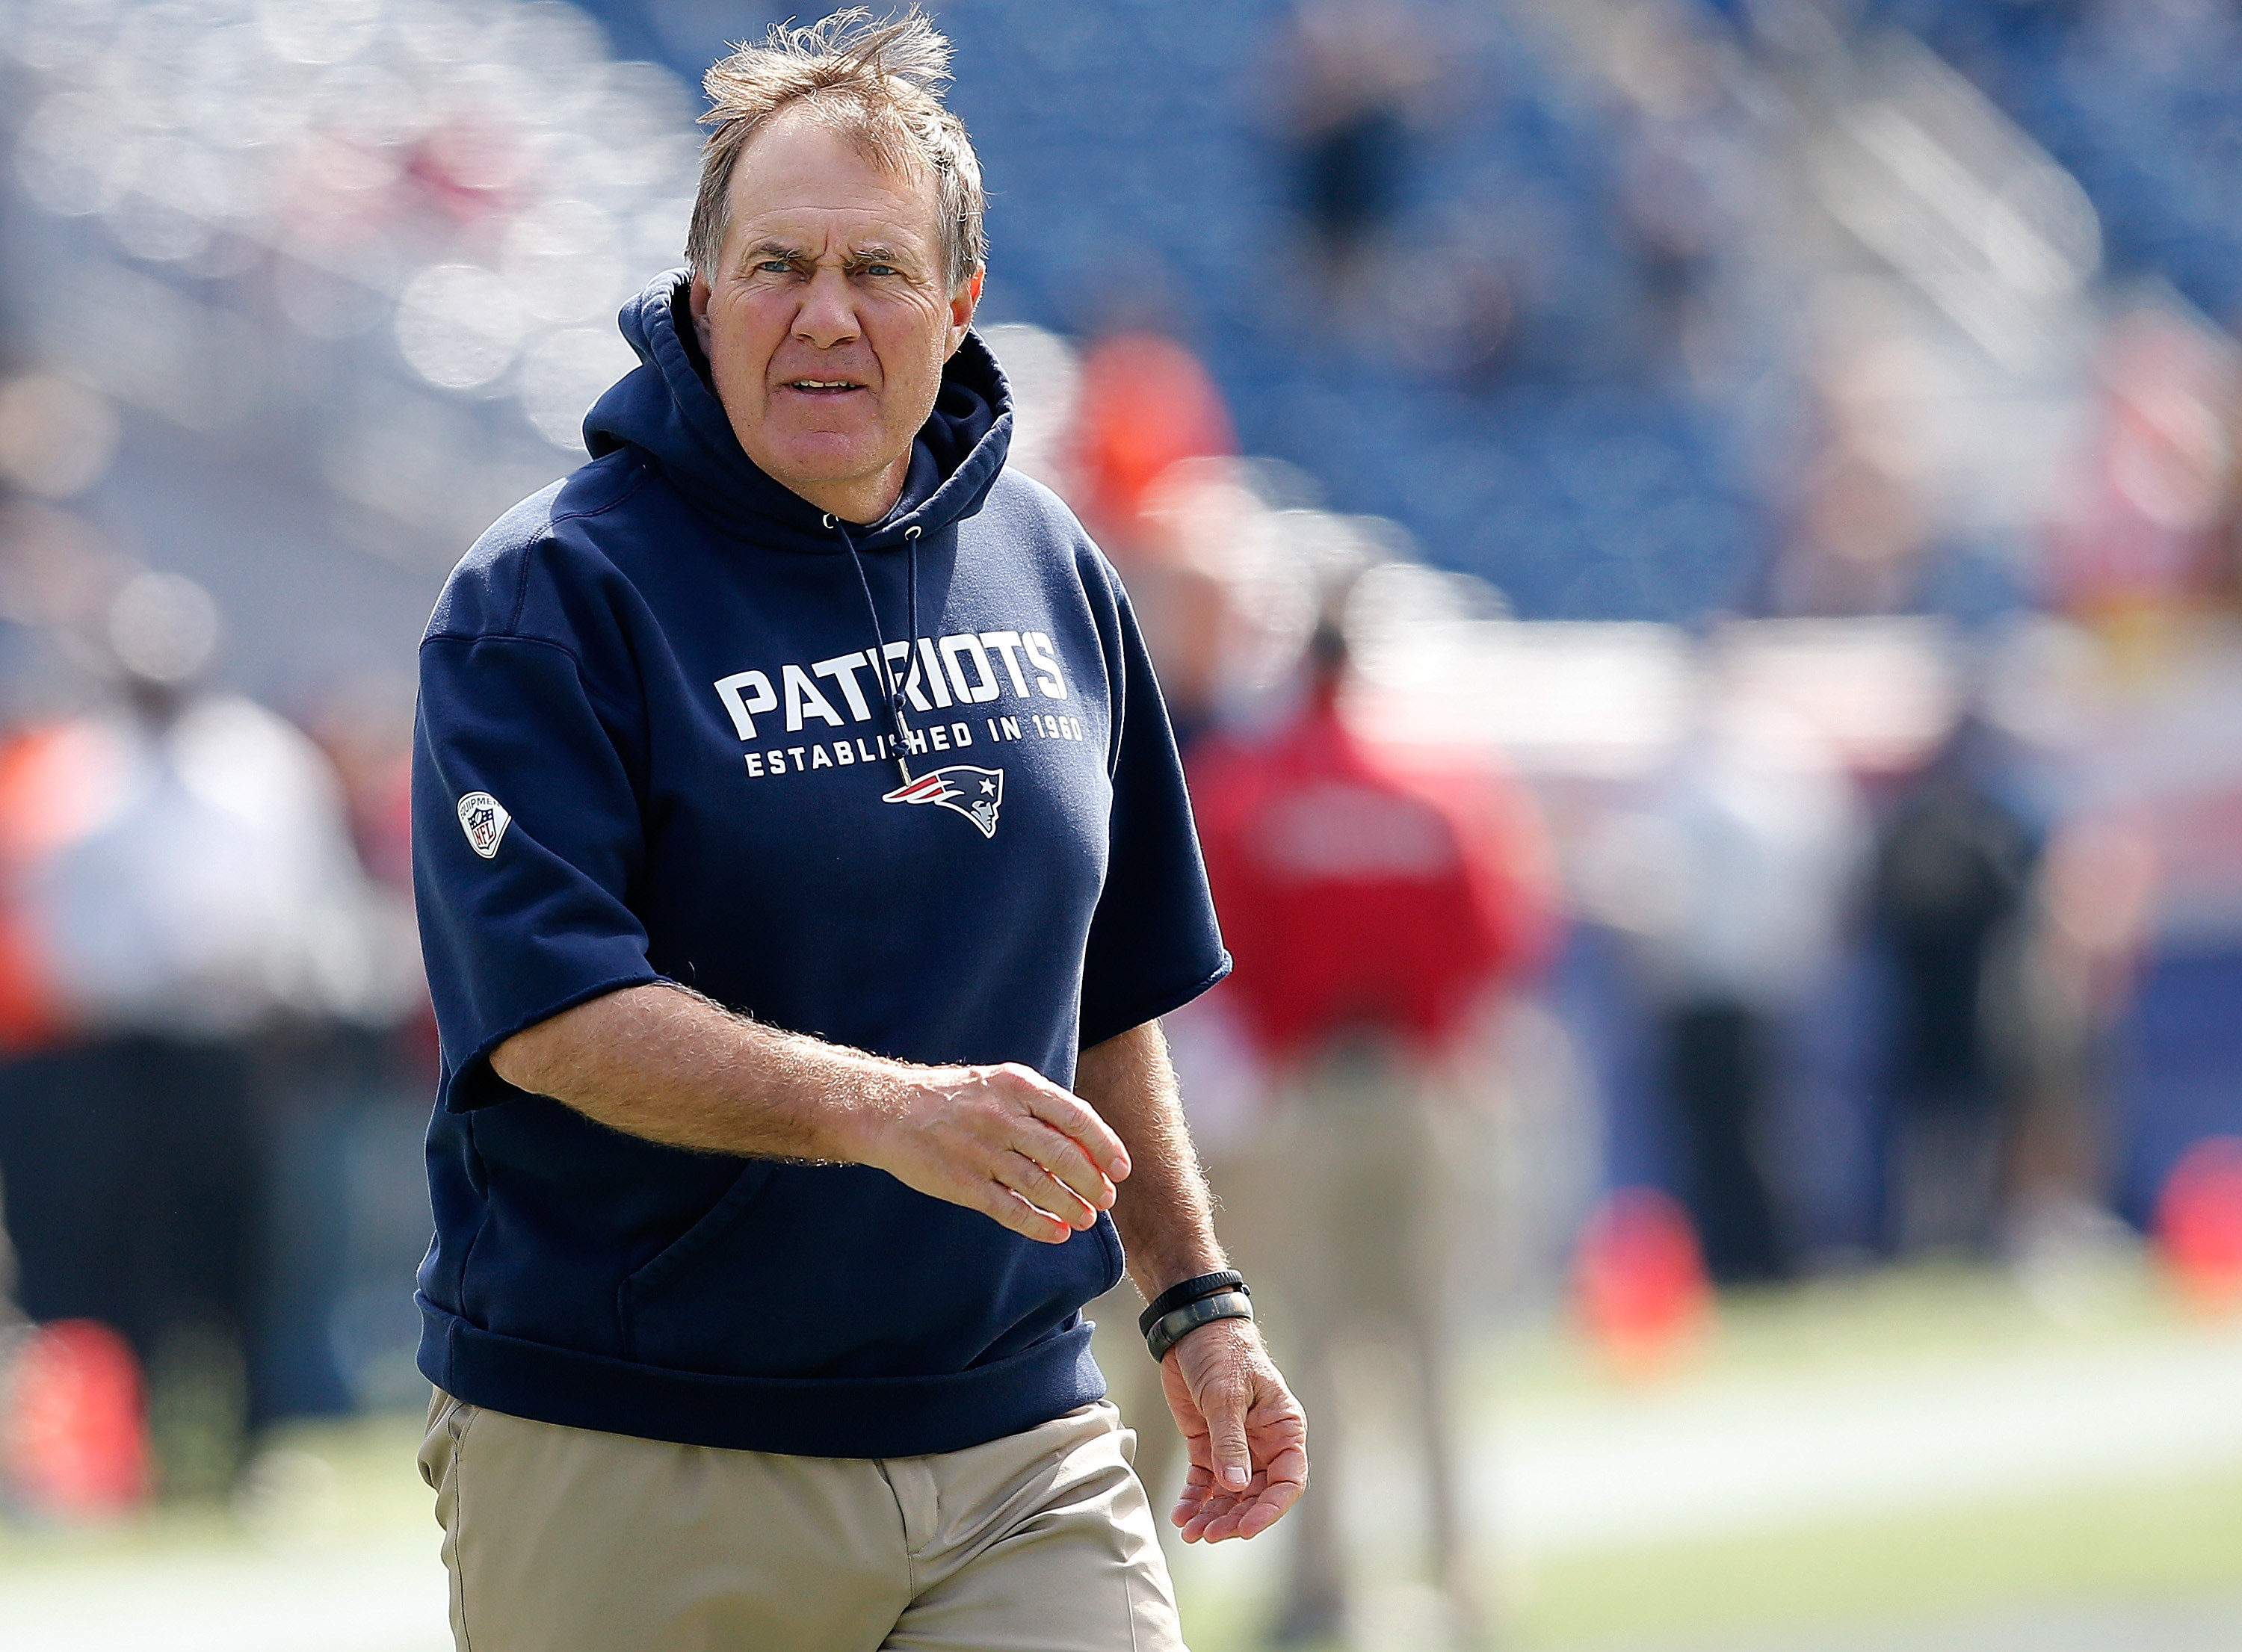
[619,1163,1117,1380]
[617,1160,778,1361]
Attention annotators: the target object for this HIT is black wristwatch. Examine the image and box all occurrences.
[1139,1270,1255,1364]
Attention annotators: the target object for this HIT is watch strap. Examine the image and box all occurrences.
[1137,1270,1247,1338]
[1144,1289,1254,1364]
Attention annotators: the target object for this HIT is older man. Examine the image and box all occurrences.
[410,11,1303,1651]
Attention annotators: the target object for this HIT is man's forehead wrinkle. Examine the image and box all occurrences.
[726,179,934,239]
[726,215,932,273]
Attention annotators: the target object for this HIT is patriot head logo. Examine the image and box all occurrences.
[882,765,1004,839]
[457,791,511,859]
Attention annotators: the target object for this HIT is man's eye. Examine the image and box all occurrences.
[865,264,898,277]
[755,259,792,273]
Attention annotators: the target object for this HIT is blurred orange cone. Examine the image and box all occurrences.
[2155,1136,2242,1311]
[1,1319,152,1518]
[1574,1187,1713,1375]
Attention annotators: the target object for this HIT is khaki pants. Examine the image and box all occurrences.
[1226,1042,1473,1639]
[419,1391,1187,1652]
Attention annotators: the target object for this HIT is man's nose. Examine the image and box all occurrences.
[792,267,861,349]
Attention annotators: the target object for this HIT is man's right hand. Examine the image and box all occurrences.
[847,1062,1132,1243]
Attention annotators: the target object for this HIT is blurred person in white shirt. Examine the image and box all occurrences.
[0,573,399,1488]
[1584,664,1865,1282]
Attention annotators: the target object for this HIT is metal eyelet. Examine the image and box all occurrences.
[904,525,921,539]
[821,513,836,529]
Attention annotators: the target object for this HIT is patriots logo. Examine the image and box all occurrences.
[881,764,1004,839]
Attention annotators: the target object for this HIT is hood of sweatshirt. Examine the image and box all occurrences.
[584,270,1011,555]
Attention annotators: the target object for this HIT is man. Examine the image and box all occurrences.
[409,12,1304,1651]
[1189,616,1553,1644]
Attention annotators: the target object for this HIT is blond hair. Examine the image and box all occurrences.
[687,8,987,293]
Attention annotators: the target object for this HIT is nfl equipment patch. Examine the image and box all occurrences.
[881,765,1004,839]
[458,791,511,858]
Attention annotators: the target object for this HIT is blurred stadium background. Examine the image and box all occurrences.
[2,0,2242,1648]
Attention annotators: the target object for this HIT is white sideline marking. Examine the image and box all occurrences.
[1626,1594,2242,1652]
[0,1536,448,1651]
[1483,1322,2242,1554]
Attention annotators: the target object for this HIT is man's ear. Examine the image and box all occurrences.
[688,272,716,358]
[946,267,984,355]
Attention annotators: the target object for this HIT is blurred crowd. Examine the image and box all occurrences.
[1,0,2242,1645]
[1058,300,2242,1640]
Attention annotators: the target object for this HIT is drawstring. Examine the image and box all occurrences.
[829,513,921,785]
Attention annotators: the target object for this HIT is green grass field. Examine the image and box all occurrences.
[1173,1261,2242,1651]
[1504,1467,2242,1649]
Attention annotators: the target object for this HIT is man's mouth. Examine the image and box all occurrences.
[783,379,866,396]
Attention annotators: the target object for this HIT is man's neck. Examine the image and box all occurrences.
[789,457,911,528]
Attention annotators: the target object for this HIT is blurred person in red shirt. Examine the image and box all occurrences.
[1068,336,1238,752]
[1188,616,1557,1645]
[1073,332,1235,546]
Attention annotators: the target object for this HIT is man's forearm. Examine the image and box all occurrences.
[491,982,892,1160]
[1075,1021,1226,1297]
[491,983,1129,1246]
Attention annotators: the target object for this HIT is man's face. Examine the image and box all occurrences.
[689,106,981,523]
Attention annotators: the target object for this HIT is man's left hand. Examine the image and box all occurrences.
[1159,1317,1307,1543]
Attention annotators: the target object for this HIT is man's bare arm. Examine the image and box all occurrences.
[1075,1021,1307,1544]
[491,983,1130,1246]
[1074,1020,1225,1295]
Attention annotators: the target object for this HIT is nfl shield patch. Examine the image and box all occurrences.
[457,791,511,859]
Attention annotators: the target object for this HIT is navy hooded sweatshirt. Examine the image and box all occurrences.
[410,273,1229,1458]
